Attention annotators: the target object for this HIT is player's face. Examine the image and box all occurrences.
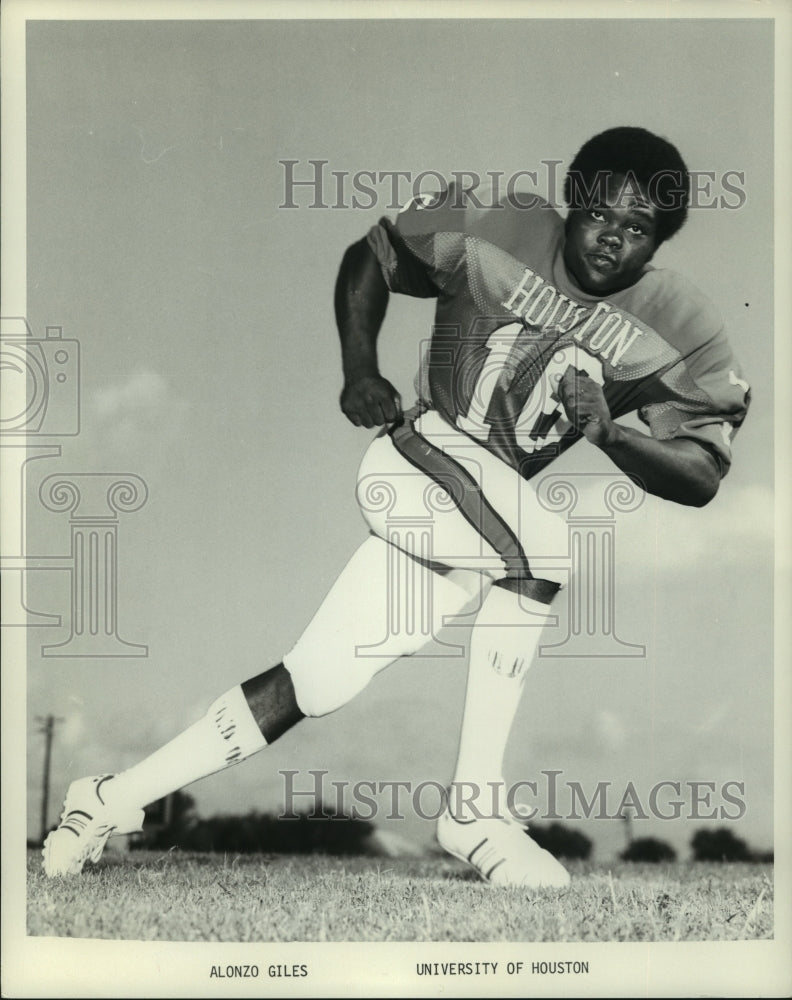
[563,174,659,296]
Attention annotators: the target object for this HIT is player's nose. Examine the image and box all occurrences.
[598,230,622,248]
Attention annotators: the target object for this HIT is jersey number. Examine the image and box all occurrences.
[456,322,604,454]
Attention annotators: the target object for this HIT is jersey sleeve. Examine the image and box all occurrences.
[365,180,561,302]
[366,215,439,297]
[636,281,750,476]
[365,185,475,298]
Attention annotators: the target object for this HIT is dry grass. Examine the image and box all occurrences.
[27,849,773,943]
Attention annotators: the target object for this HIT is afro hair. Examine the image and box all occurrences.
[564,127,690,244]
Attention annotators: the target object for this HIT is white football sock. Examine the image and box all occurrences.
[450,585,553,821]
[104,685,267,810]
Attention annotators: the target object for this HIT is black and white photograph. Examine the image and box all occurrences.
[1,1,790,996]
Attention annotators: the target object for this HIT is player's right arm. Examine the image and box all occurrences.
[335,237,403,428]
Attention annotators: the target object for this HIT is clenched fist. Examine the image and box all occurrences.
[340,374,403,429]
[557,366,616,447]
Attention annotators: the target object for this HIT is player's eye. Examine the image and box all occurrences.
[589,210,606,222]
[626,223,645,235]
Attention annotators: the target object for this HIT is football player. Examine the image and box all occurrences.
[43,127,749,887]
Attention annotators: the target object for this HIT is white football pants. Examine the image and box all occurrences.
[284,411,567,717]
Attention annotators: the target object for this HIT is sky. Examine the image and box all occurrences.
[12,15,776,861]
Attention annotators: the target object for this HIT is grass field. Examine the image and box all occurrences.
[27,849,773,942]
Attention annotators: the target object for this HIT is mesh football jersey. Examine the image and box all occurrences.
[366,183,750,482]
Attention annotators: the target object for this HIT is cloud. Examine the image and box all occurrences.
[93,369,170,418]
[616,484,774,572]
[693,699,735,736]
[60,706,86,747]
[86,368,190,463]
[594,709,628,752]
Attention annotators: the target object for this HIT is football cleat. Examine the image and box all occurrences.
[437,808,571,889]
[42,774,144,877]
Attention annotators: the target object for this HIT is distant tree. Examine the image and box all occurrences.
[528,823,592,860]
[691,827,751,862]
[135,800,376,855]
[620,837,676,863]
[138,790,197,849]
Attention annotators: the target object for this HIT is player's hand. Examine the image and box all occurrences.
[340,374,403,429]
[557,366,615,447]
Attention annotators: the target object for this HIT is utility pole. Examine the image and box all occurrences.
[36,715,63,843]
[620,808,634,850]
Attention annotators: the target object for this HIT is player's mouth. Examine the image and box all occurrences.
[586,251,619,272]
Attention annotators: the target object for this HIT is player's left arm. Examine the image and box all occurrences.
[558,369,723,507]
